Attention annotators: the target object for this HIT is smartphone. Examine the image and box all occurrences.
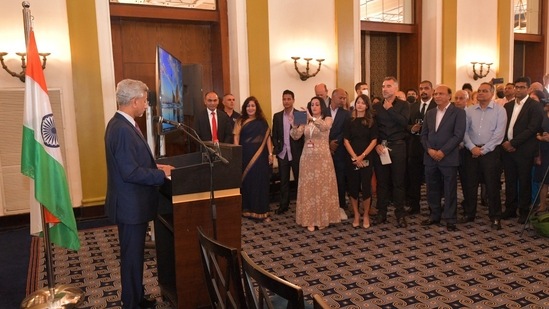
[293,110,307,126]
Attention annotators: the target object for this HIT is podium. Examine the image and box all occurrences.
[154,143,242,308]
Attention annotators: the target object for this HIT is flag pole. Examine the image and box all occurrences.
[18,2,83,308]
[40,204,56,299]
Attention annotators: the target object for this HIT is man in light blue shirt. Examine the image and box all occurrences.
[462,82,507,229]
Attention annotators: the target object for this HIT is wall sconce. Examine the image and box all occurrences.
[291,57,324,81]
[0,51,50,83]
[471,62,492,80]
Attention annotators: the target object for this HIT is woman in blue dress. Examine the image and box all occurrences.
[234,96,274,222]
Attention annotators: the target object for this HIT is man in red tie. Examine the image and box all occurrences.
[193,91,234,144]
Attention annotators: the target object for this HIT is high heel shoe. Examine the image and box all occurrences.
[307,226,315,232]
[363,216,370,229]
[352,219,360,228]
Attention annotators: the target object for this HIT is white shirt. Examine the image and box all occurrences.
[435,104,449,131]
[420,99,431,116]
[507,95,528,140]
[330,106,338,119]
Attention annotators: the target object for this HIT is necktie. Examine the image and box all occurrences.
[211,111,218,142]
[135,122,144,137]
[420,103,427,118]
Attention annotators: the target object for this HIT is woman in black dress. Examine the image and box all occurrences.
[343,94,378,228]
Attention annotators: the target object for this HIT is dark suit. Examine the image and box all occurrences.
[502,98,543,218]
[105,112,166,308]
[193,108,234,143]
[421,104,466,223]
[272,109,305,210]
[329,107,351,209]
[407,100,436,212]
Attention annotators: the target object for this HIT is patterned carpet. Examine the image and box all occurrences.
[28,226,171,309]
[28,200,549,308]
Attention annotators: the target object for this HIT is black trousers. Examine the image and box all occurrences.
[463,147,502,220]
[278,154,300,210]
[503,151,534,216]
[374,141,407,218]
[332,154,347,209]
[406,153,424,211]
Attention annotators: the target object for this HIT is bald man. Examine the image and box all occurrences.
[315,83,332,108]
[420,84,466,232]
[529,82,544,94]
[454,90,469,109]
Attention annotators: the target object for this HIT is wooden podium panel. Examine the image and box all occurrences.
[155,144,242,308]
[156,191,241,308]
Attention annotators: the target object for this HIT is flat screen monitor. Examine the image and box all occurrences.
[156,45,184,134]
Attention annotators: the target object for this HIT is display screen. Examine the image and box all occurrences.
[156,46,184,134]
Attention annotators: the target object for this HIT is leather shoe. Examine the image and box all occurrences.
[421,219,440,226]
[396,217,407,228]
[406,208,420,215]
[275,207,288,215]
[139,297,157,309]
[446,223,458,232]
[373,215,387,225]
[501,210,517,220]
[491,219,502,230]
[458,216,475,223]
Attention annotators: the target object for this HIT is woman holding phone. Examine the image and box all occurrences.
[291,97,340,231]
[343,94,377,228]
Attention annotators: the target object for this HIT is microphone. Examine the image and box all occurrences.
[154,115,181,128]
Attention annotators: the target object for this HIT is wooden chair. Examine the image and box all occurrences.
[197,227,247,309]
[241,251,305,309]
[312,294,330,309]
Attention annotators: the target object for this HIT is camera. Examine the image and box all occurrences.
[491,77,504,85]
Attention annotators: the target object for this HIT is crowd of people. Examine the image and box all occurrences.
[196,75,549,233]
[105,76,549,307]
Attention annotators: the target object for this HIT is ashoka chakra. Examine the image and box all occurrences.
[41,114,60,148]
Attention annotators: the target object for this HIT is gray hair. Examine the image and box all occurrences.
[116,79,148,106]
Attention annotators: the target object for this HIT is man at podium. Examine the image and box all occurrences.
[104,79,173,309]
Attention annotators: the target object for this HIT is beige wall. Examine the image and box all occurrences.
[267,0,338,112]
[0,0,82,215]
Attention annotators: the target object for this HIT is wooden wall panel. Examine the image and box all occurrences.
[111,18,218,156]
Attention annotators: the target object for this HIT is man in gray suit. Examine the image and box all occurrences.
[420,84,466,231]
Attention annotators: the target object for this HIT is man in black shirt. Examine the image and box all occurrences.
[372,76,410,228]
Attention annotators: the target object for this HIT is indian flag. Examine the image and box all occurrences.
[21,29,80,251]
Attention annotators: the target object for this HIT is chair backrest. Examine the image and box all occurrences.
[197,227,247,309]
[241,251,305,309]
[312,294,330,309]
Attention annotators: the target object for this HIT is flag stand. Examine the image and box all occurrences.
[20,205,84,309]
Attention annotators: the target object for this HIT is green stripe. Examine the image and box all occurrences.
[21,126,80,251]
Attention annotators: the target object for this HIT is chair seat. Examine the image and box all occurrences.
[241,251,306,309]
